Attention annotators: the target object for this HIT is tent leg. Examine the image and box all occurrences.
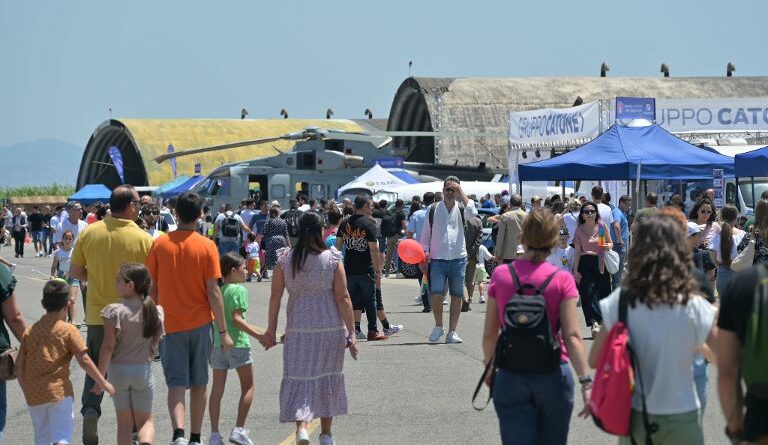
[735,177,740,210]
[562,182,566,200]
[519,178,523,198]
[752,177,756,212]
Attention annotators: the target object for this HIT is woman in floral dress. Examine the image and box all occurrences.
[263,206,290,272]
[263,211,357,445]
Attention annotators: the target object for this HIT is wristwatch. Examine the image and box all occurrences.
[578,375,593,385]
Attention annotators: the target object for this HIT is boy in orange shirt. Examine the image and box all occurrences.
[16,279,115,445]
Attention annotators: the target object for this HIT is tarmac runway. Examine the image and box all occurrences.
[0,246,728,444]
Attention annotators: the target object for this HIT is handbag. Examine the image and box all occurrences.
[604,249,620,275]
[0,347,18,381]
[731,234,756,272]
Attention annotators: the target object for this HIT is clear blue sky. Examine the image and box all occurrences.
[2,0,766,147]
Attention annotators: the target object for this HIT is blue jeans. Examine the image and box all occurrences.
[218,240,239,257]
[693,358,708,415]
[493,363,574,445]
[0,380,6,443]
[715,265,734,299]
[612,244,627,288]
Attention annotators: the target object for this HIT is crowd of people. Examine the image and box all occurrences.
[0,179,767,444]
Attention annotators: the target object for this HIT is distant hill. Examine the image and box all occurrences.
[0,139,83,187]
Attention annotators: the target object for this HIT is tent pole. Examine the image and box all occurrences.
[735,177,740,211]
[752,177,756,212]
[562,182,566,200]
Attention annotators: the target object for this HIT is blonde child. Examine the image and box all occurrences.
[244,232,261,282]
[94,263,163,445]
[50,230,80,326]
[209,252,264,445]
[16,279,115,445]
[546,227,575,273]
[474,243,493,303]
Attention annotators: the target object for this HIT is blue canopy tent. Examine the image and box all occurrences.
[734,146,768,178]
[152,175,189,197]
[161,175,204,198]
[519,124,735,181]
[734,145,768,209]
[69,184,111,204]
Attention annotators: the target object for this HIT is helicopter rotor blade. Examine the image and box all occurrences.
[318,131,392,148]
[154,136,290,163]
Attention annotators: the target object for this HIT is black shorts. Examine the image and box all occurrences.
[347,273,375,311]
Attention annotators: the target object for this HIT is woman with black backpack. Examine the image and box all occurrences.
[482,210,591,445]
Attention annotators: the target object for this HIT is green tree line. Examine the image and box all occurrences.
[0,183,75,200]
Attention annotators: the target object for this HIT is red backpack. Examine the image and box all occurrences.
[589,290,657,444]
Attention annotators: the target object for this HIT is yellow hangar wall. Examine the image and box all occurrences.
[77,118,364,189]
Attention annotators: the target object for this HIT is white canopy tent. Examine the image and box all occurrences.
[337,164,418,196]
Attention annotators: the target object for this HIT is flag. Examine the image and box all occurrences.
[168,144,177,178]
[108,146,125,183]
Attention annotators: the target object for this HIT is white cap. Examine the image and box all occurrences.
[686,222,703,237]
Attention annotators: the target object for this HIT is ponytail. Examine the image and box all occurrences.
[720,205,738,269]
[141,296,163,339]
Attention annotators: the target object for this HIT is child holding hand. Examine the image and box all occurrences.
[209,252,264,445]
[16,279,115,445]
[95,263,164,445]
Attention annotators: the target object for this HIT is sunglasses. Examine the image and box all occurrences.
[699,209,712,214]
[583,209,596,215]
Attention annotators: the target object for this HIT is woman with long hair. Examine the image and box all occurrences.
[262,212,357,445]
[482,210,591,444]
[262,206,291,278]
[589,215,718,444]
[736,198,768,265]
[688,198,720,281]
[710,204,746,296]
[571,201,613,338]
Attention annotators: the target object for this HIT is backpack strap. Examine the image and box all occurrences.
[537,271,560,294]
[506,263,525,295]
[620,288,658,445]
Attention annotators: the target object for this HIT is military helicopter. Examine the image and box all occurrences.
[155,126,505,210]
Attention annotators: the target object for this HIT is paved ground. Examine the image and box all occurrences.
[0,246,728,444]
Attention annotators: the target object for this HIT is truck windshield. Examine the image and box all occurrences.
[739,182,768,209]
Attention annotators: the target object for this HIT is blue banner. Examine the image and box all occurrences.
[616,97,656,121]
[168,144,177,178]
[194,163,201,174]
[374,157,404,168]
[108,146,125,183]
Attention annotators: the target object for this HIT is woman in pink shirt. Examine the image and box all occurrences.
[482,210,591,445]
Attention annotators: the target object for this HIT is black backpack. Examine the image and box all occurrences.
[221,214,241,238]
[284,210,301,237]
[495,264,561,374]
[380,210,398,237]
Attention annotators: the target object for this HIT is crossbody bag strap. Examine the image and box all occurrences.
[471,358,494,410]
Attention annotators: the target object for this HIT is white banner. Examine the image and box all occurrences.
[509,102,600,147]
[655,98,768,132]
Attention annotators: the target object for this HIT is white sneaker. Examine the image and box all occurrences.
[479,295,486,304]
[229,427,254,445]
[442,297,448,305]
[396,272,403,278]
[429,326,445,343]
[208,432,224,445]
[296,428,310,445]
[319,433,336,445]
[171,438,189,445]
[355,330,366,341]
[415,295,422,303]
[445,331,463,344]
[384,324,403,336]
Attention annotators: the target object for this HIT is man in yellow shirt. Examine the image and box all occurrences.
[71,184,154,445]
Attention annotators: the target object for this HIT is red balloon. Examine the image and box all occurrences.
[398,239,425,264]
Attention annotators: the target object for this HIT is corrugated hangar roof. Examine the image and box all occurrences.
[387,76,768,168]
[77,119,364,188]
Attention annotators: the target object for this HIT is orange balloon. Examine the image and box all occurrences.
[397,239,425,264]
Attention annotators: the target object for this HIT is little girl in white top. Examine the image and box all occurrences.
[94,263,163,445]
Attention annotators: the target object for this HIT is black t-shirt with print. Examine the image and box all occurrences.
[718,267,759,344]
[338,214,377,275]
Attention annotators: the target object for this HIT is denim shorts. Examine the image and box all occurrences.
[160,323,212,388]
[31,230,44,242]
[210,347,252,370]
[429,257,467,298]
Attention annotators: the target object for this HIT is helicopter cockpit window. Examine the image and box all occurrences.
[324,140,344,152]
[208,178,230,197]
[312,184,327,200]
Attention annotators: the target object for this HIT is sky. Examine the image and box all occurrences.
[2,0,767,147]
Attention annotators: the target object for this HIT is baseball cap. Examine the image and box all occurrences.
[686,222,704,237]
[531,195,542,203]
[559,227,569,237]
[271,200,281,207]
